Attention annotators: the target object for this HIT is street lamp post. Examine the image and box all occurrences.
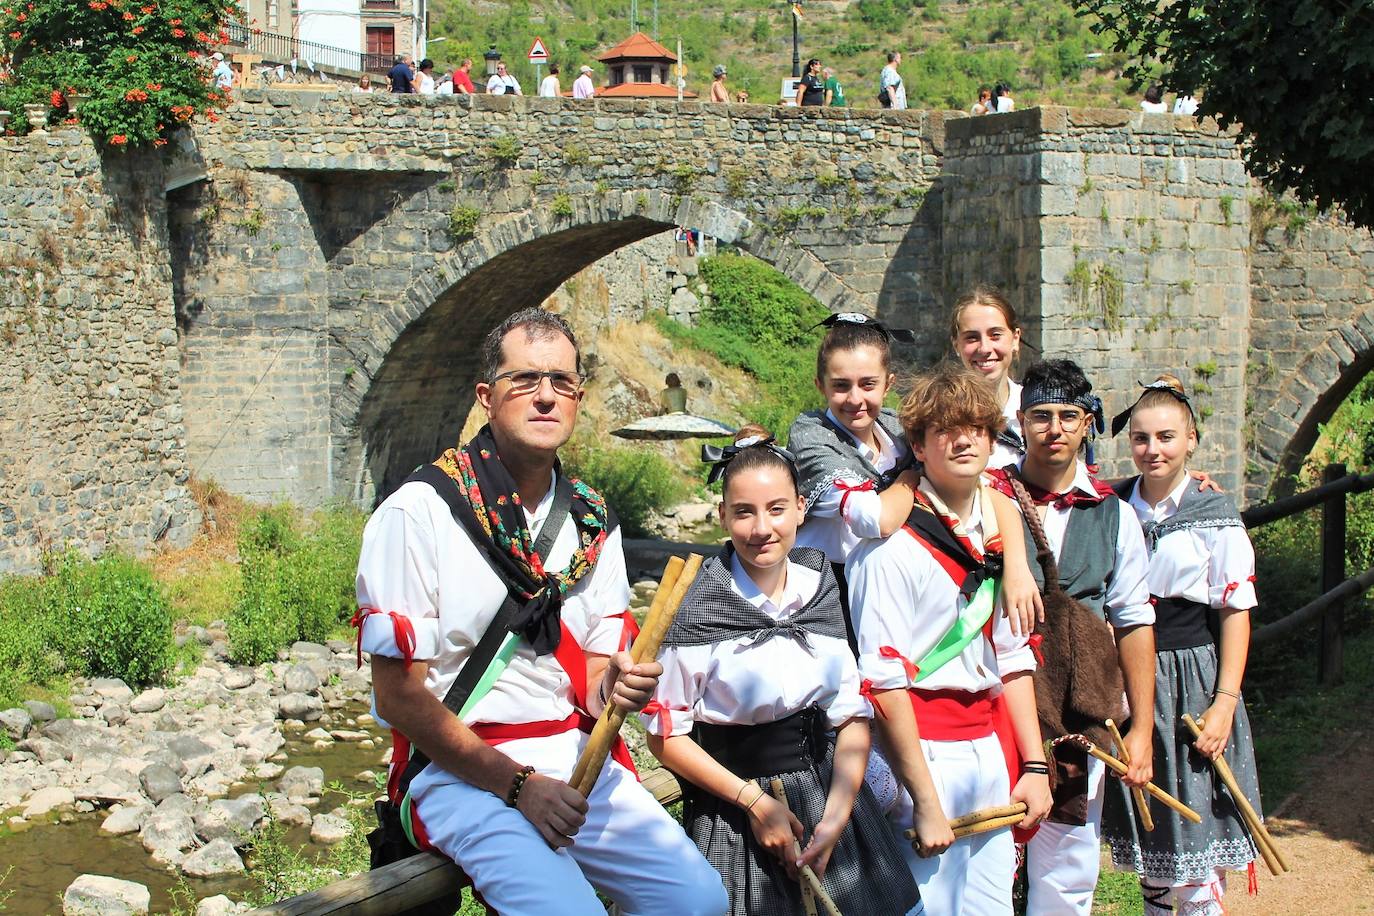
[791,2,800,78]
[484,45,502,78]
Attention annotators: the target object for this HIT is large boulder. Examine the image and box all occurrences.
[279,766,324,801]
[140,810,197,855]
[62,875,150,915]
[139,763,183,804]
[180,838,245,878]
[195,795,266,843]
[100,804,152,836]
[23,786,75,818]
[130,688,168,714]
[22,699,57,724]
[310,811,351,844]
[89,678,135,704]
[283,664,322,695]
[277,693,323,721]
[0,706,33,741]
[223,668,256,690]
[166,735,217,779]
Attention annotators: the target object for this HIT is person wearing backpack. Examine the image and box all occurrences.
[879,51,907,109]
[353,308,726,916]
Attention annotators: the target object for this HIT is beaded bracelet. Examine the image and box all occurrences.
[506,765,537,808]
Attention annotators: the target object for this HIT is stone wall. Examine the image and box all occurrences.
[1247,209,1374,499]
[946,108,1253,492]
[0,132,198,574]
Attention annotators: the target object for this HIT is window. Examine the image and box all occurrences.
[365,25,394,72]
[633,65,652,83]
[610,65,624,86]
[363,0,399,8]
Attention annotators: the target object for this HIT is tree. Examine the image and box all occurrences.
[1075,0,1374,229]
[0,0,236,148]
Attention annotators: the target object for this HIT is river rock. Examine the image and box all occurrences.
[130,688,168,714]
[100,703,129,726]
[20,736,69,764]
[290,641,332,660]
[90,678,135,704]
[181,838,245,878]
[310,811,351,844]
[267,795,312,827]
[140,763,183,803]
[0,706,33,740]
[303,727,331,742]
[23,786,75,817]
[63,874,150,915]
[23,699,57,724]
[157,792,193,814]
[253,762,284,780]
[140,809,196,854]
[167,735,216,779]
[280,765,324,800]
[195,794,266,843]
[195,895,243,916]
[209,640,231,661]
[101,804,152,835]
[187,625,212,645]
[284,664,322,695]
[223,668,255,690]
[277,693,323,721]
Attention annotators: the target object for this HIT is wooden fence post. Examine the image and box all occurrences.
[1319,462,1347,686]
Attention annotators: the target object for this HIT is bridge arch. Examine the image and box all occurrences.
[335,190,860,502]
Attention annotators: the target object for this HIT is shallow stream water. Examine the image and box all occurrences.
[0,702,387,914]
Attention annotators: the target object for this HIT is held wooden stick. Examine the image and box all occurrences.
[953,812,1027,840]
[768,778,819,916]
[1061,736,1203,824]
[1107,718,1155,832]
[570,554,700,796]
[905,803,1027,846]
[1181,713,1289,875]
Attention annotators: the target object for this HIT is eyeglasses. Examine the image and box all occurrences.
[490,368,583,397]
[1025,408,1086,433]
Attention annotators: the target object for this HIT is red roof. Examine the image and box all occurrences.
[596,82,698,98]
[597,31,677,63]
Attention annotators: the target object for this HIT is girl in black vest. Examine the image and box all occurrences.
[1102,375,1263,916]
[643,426,922,915]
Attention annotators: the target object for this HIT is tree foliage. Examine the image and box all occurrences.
[0,0,236,148]
[1076,0,1374,229]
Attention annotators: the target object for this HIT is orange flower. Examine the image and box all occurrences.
[131,24,142,32]
[8,30,19,38]
[170,26,183,35]
[123,88,148,102]
[121,9,132,18]
[153,138,167,146]
[195,30,208,41]
[50,89,62,107]
[109,134,128,145]
[126,53,137,62]
[146,81,161,90]
[139,3,152,10]
[167,16,179,23]
[15,11,23,19]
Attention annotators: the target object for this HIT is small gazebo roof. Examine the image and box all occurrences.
[597,31,677,63]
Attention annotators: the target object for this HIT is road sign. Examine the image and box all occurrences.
[527,37,549,63]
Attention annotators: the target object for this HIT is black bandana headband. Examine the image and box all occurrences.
[702,435,798,485]
[1110,381,1200,440]
[813,312,917,344]
[1020,383,1106,467]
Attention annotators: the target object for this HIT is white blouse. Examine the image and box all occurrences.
[796,410,907,563]
[988,379,1023,471]
[1127,476,1258,610]
[847,481,1035,695]
[643,555,868,737]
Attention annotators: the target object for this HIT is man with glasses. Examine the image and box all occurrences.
[354,309,727,915]
[487,61,523,95]
[985,358,1155,915]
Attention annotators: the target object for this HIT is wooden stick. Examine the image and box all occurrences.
[904,803,1027,844]
[768,778,819,916]
[1063,736,1203,824]
[1107,718,1155,832]
[570,554,700,796]
[1180,713,1289,875]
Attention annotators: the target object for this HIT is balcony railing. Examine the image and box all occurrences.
[225,22,389,75]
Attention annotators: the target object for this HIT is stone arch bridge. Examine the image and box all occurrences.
[1,91,1371,571]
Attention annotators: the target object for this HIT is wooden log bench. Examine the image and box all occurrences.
[250,768,683,915]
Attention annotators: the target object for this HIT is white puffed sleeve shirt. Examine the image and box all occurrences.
[642,554,868,738]
[1127,475,1258,610]
[355,473,631,728]
[796,410,906,562]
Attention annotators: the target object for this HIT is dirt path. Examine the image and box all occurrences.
[1225,729,1374,915]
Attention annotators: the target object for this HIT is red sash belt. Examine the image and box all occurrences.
[907,687,998,740]
[471,711,639,779]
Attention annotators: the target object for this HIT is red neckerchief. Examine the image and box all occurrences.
[985,466,1115,510]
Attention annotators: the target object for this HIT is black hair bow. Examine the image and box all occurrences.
[1109,381,1196,438]
[813,312,917,344]
[702,435,797,485]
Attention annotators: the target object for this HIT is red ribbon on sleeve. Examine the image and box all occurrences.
[879,645,919,682]
[836,478,876,516]
[1027,633,1045,667]
[350,606,417,670]
[640,699,689,736]
[614,611,641,652]
[859,679,887,718]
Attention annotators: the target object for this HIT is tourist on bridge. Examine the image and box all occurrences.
[487,60,522,95]
[971,86,993,115]
[982,359,1156,915]
[710,65,730,103]
[452,58,476,95]
[416,58,436,96]
[643,425,923,915]
[1102,375,1263,916]
[211,52,235,91]
[848,363,1053,913]
[823,66,847,107]
[1141,85,1168,113]
[353,309,726,916]
[797,57,826,107]
[539,64,562,98]
[573,65,596,99]
[388,55,414,93]
[993,82,1015,112]
[879,51,906,109]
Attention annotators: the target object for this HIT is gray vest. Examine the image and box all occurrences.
[1023,497,1120,619]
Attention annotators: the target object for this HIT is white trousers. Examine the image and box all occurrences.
[412,729,728,916]
[888,734,1015,916]
[1142,868,1228,916]
[1025,756,1107,916]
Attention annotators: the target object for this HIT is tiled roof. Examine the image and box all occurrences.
[596,82,697,98]
[597,31,677,62]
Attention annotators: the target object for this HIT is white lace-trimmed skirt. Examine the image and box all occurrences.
[1102,643,1261,883]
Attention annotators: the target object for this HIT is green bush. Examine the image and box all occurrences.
[563,443,686,539]
[230,505,366,665]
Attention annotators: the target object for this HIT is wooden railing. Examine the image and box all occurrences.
[255,465,1374,912]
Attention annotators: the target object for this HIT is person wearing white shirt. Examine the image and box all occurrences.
[880,51,907,109]
[1173,94,1199,115]
[644,427,922,915]
[848,364,1052,914]
[983,358,1155,916]
[1141,84,1167,113]
[572,65,596,99]
[354,309,725,916]
[1100,376,1263,916]
[415,58,436,96]
[538,64,561,97]
[487,61,522,95]
[950,287,1027,470]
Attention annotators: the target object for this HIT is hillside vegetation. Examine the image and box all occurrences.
[430,0,1141,110]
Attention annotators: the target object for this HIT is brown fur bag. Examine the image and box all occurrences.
[1009,475,1125,824]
